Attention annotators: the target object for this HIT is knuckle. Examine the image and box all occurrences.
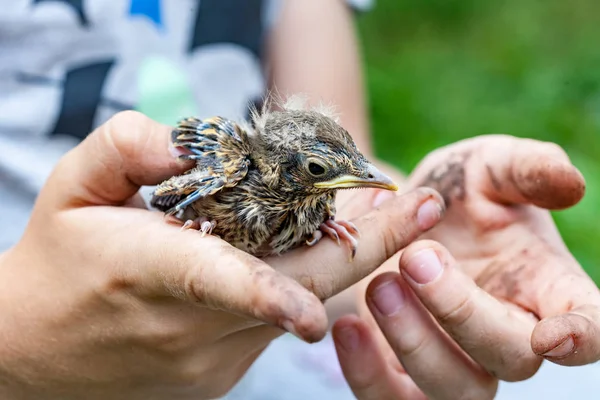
[175,357,216,386]
[542,141,568,159]
[436,289,477,329]
[396,330,433,360]
[96,271,136,296]
[249,262,290,311]
[138,320,192,355]
[380,229,398,262]
[184,264,209,305]
[417,146,447,170]
[380,217,412,260]
[494,356,541,382]
[100,110,153,161]
[299,271,331,301]
[347,375,384,397]
[174,353,245,397]
[92,268,142,307]
[458,383,498,400]
[251,290,286,323]
[465,202,511,233]
[109,110,148,129]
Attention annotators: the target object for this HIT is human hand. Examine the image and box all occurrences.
[331,135,596,399]
[0,111,445,400]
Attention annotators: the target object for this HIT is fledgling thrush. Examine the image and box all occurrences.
[150,96,398,260]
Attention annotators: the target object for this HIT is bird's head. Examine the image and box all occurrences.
[253,106,398,196]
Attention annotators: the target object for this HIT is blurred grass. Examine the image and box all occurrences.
[356,0,600,283]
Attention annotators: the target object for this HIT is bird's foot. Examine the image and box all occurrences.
[181,217,217,237]
[306,218,361,261]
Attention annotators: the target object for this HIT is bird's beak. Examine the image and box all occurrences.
[314,163,399,191]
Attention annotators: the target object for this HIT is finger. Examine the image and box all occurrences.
[174,326,270,398]
[124,192,150,209]
[477,135,585,210]
[269,187,445,302]
[365,272,497,399]
[332,315,426,400]
[335,188,395,221]
[41,110,194,209]
[398,240,543,381]
[518,249,600,366]
[85,209,328,343]
[532,304,600,366]
[335,161,407,220]
[203,325,293,396]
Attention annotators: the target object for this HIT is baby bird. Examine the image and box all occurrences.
[150,97,398,260]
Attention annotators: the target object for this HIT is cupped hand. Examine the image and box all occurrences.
[331,135,597,399]
[0,111,445,400]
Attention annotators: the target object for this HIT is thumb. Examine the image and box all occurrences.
[477,136,586,210]
[40,111,193,210]
[28,111,331,343]
[407,135,585,211]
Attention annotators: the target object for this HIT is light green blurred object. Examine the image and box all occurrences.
[553,151,600,283]
[136,56,198,125]
[356,0,600,284]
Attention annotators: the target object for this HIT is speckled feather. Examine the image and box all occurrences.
[150,96,394,258]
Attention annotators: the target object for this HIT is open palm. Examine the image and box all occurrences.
[333,135,599,399]
[412,135,597,366]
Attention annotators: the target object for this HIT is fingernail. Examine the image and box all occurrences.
[417,199,443,230]
[336,326,360,352]
[168,141,182,157]
[371,278,405,316]
[404,249,443,284]
[372,190,395,208]
[168,142,194,164]
[543,336,575,358]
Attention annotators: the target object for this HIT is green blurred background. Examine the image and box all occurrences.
[355,0,600,284]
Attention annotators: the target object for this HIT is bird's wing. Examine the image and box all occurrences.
[150,116,252,216]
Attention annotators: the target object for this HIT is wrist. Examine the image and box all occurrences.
[0,250,52,400]
[0,252,25,399]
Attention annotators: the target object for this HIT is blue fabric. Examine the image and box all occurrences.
[129,0,163,29]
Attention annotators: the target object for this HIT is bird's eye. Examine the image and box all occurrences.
[306,159,328,177]
[309,163,325,175]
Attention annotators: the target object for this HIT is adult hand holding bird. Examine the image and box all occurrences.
[0,110,444,400]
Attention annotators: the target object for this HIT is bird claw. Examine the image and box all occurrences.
[319,223,340,245]
[181,217,217,237]
[335,220,361,238]
[181,219,197,230]
[306,230,323,246]
[306,218,360,262]
[200,220,216,237]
